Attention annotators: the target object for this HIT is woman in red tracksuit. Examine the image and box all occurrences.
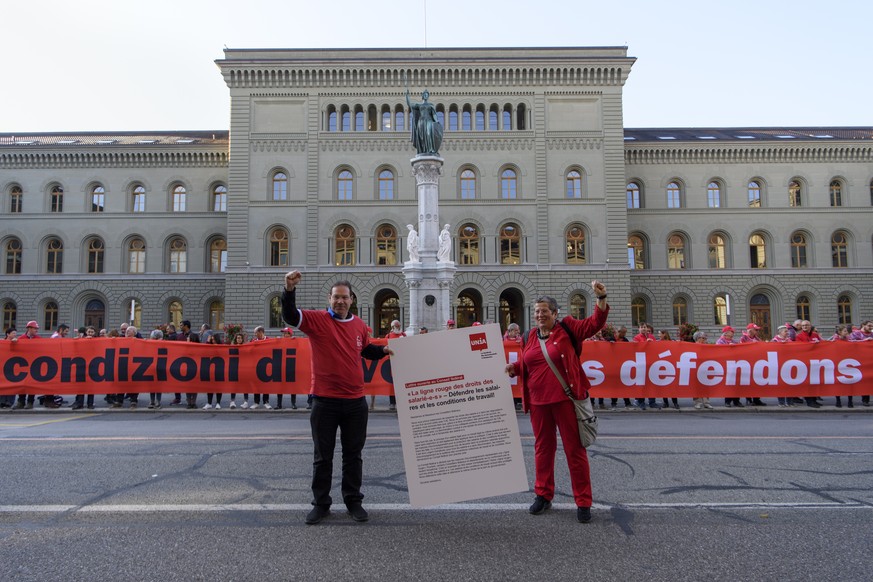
[505,281,609,523]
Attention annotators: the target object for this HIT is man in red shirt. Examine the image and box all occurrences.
[282,271,392,525]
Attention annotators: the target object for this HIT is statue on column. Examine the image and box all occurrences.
[437,224,452,262]
[406,224,420,262]
[406,87,443,156]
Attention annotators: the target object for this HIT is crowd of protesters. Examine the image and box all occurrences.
[2,316,872,412]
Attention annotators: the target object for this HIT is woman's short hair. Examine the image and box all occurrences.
[534,296,559,313]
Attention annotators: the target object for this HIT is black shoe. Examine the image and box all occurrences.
[807,401,821,409]
[529,496,551,515]
[71,403,84,410]
[346,504,369,522]
[87,405,95,410]
[305,505,330,525]
[291,404,298,410]
[576,506,592,523]
[754,399,767,406]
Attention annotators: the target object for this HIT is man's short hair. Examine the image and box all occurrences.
[58,324,69,331]
[181,320,191,329]
[331,280,353,296]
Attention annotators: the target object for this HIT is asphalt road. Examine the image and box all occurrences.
[1,405,872,582]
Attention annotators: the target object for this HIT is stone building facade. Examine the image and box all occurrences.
[1,47,871,339]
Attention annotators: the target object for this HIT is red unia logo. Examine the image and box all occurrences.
[469,333,488,351]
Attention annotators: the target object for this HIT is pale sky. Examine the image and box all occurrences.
[2,0,870,133]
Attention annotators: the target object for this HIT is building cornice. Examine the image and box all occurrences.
[624,143,873,165]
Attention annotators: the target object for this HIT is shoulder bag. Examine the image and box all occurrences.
[536,334,598,448]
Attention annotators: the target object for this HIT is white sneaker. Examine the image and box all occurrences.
[694,403,703,410]
[229,401,237,409]
[703,403,714,409]
[264,403,273,410]
[250,403,259,409]
[214,403,221,410]
[202,403,213,410]
[241,401,249,409]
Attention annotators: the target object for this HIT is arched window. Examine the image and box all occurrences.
[672,296,688,326]
[569,293,587,320]
[796,295,811,322]
[566,170,582,199]
[327,107,337,131]
[43,301,58,331]
[707,181,721,208]
[168,237,187,273]
[337,170,354,200]
[172,185,186,212]
[10,186,22,213]
[460,169,477,199]
[788,180,802,207]
[354,108,364,131]
[790,232,808,268]
[3,300,17,329]
[627,182,641,208]
[713,295,728,326]
[84,299,105,330]
[91,185,106,213]
[46,238,63,274]
[628,235,645,269]
[212,185,227,211]
[168,301,183,327]
[87,238,105,274]
[748,181,762,207]
[269,228,289,267]
[269,296,283,328]
[500,169,518,199]
[209,300,224,330]
[272,172,287,201]
[341,108,351,131]
[334,224,356,266]
[394,107,405,132]
[128,238,146,274]
[462,106,472,131]
[837,295,852,325]
[374,290,401,337]
[5,238,22,274]
[666,181,682,208]
[475,107,485,131]
[499,223,521,264]
[209,238,227,273]
[831,231,849,267]
[378,169,395,200]
[502,106,512,130]
[489,107,498,130]
[459,224,480,265]
[667,234,686,269]
[631,297,647,326]
[457,289,483,327]
[749,233,767,268]
[50,185,63,212]
[132,185,146,213]
[448,107,459,131]
[382,110,392,131]
[830,180,843,207]
[708,234,726,269]
[375,224,398,266]
[566,224,586,264]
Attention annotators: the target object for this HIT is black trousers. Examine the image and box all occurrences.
[309,396,368,508]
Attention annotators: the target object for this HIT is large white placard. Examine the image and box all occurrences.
[388,324,528,506]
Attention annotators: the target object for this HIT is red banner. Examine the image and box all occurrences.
[1,338,871,397]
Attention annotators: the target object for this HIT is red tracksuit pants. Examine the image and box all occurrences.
[529,399,592,507]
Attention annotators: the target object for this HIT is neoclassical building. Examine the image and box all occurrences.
[2,47,871,339]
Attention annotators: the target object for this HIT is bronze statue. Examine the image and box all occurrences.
[406,87,443,156]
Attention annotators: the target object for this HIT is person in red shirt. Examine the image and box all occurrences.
[631,323,660,409]
[795,320,823,408]
[282,271,392,525]
[505,281,609,524]
[739,323,766,406]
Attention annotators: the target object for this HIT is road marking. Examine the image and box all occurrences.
[2,435,873,442]
[0,415,96,429]
[0,501,870,514]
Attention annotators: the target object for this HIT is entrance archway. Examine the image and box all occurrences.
[498,288,524,333]
[749,293,771,338]
[374,289,401,337]
[84,299,105,329]
[456,288,483,328]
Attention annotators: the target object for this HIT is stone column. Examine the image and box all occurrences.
[403,155,456,334]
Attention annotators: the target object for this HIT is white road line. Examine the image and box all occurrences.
[0,501,870,513]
